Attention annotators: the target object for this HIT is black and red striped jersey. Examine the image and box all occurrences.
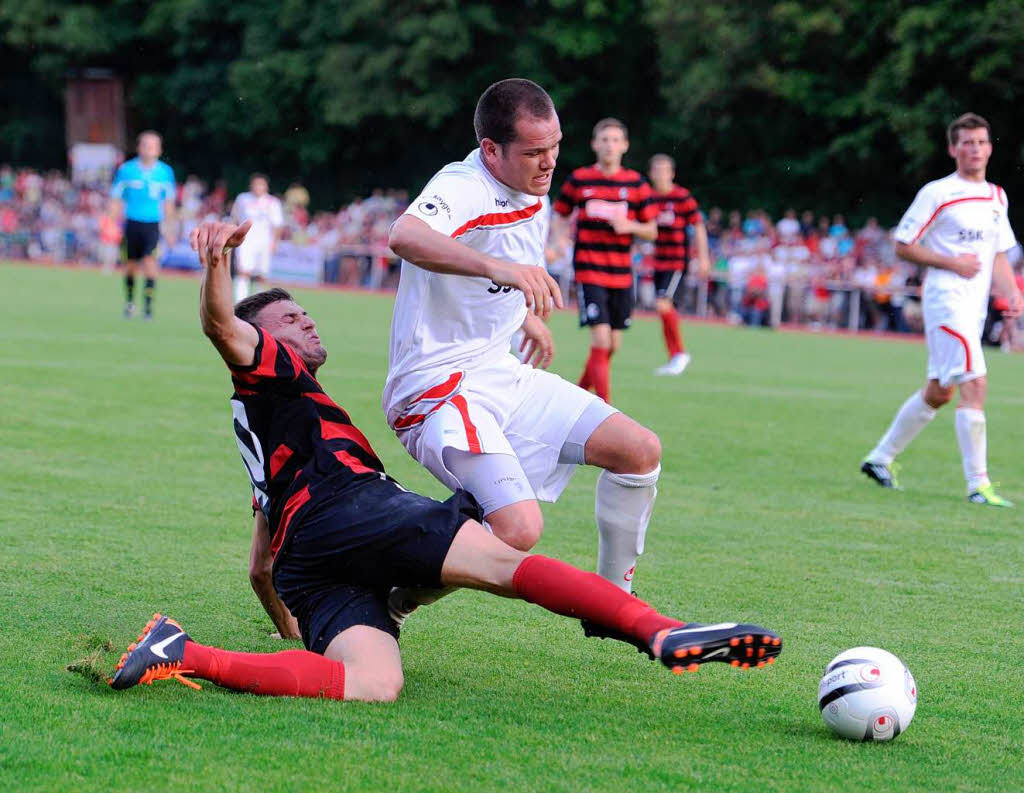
[229,325,388,558]
[650,185,701,272]
[553,166,657,289]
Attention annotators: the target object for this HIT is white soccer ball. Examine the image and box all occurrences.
[818,647,917,741]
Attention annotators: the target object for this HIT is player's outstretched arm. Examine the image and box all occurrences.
[248,511,301,640]
[894,241,980,279]
[389,215,563,319]
[192,220,260,365]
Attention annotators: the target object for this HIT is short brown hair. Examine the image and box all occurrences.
[649,153,675,170]
[593,118,628,139]
[235,287,293,323]
[947,113,990,146]
[474,79,556,146]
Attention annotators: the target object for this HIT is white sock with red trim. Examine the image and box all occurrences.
[868,391,936,465]
[954,407,989,493]
[595,465,660,593]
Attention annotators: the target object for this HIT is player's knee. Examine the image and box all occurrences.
[925,385,954,408]
[358,669,405,703]
[628,429,662,473]
[495,514,544,551]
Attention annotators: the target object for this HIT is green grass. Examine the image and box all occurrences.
[1,261,1021,792]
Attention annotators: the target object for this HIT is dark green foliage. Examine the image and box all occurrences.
[2,1,1023,221]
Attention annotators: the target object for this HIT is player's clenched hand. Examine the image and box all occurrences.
[950,253,981,279]
[519,313,555,369]
[1002,291,1024,319]
[190,220,252,269]
[488,261,563,320]
[608,215,634,236]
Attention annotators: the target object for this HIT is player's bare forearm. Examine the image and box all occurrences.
[694,221,711,273]
[633,219,658,241]
[894,241,976,276]
[388,215,500,278]
[389,215,563,318]
[193,220,259,365]
[249,513,301,640]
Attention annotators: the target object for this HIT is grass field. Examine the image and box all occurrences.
[2,261,1022,793]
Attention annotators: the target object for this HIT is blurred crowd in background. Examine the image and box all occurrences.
[3,163,1022,346]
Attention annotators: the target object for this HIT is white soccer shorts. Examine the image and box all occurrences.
[926,322,986,387]
[393,356,614,504]
[235,244,272,278]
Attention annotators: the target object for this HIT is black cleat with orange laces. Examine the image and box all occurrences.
[650,622,783,675]
[109,613,201,691]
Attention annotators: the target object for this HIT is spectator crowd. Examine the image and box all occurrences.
[3,163,1021,346]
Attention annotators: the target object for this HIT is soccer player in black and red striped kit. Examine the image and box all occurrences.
[648,154,711,375]
[553,118,658,403]
[107,219,781,702]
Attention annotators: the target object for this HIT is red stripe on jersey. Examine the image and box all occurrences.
[283,344,306,380]
[270,485,310,557]
[408,372,464,406]
[573,270,634,289]
[939,325,972,372]
[450,202,543,239]
[333,449,377,475]
[450,395,481,453]
[911,185,996,243]
[320,418,377,458]
[254,332,280,379]
[269,444,294,479]
[575,227,634,246]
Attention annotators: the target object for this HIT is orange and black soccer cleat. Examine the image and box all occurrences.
[109,613,201,691]
[650,622,782,675]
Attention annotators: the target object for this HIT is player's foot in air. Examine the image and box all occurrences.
[109,613,200,691]
[967,484,1014,507]
[861,459,901,490]
[654,352,691,376]
[650,622,782,674]
[123,302,136,319]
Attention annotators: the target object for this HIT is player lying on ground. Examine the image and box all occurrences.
[108,220,782,702]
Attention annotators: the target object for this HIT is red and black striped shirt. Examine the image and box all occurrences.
[650,185,701,272]
[553,166,657,289]
[229,325,387,558]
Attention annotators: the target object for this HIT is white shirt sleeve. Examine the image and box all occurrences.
[230,195,244,223]
[893,184,941,245]
[402,171,488,237]
[997,189,1017,253]
[270,197,284,229]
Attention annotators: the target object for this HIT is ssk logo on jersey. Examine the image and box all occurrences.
[958,228,985,242]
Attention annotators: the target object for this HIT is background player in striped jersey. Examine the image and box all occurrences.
[110,131,176,320]
[385,81,663,633]
[553,118,658,403]
[230,173,284,303]
[105,218,782,701]
[647,153,711,375]
[861,113,1022,505]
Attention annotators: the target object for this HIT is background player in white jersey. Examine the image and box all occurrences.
[230,173,284,303]
[385,79,663,629]
[861,113,1023,505]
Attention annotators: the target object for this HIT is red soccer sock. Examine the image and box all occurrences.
[579,346,611,402]
[659,309,684,357]
[182,641,345,699]
[512,555,683,645]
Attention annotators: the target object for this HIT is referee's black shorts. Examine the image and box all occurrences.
[273,482,482,654]
[124,220,161,260]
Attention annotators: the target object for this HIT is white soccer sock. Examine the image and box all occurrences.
[954,407,990,493]
[595,465,660,593]
[868,391,937,465]
[233,275,250,304]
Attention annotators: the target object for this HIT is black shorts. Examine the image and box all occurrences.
[653,269,685,300]
[272,482,482,654]
[124,220,161,261]
[577,283,633,330]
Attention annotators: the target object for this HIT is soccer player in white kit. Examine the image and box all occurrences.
[861,113,1023,505]
[230,174,284,303]
[385,79,663,635]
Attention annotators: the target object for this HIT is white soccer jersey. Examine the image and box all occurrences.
[893,172,1016,330]
[382,148,549,421]
[231,192,284,251]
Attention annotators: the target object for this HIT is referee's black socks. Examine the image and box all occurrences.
[143,278,156,315]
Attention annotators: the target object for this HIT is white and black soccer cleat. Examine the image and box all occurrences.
[861,460,901,490]
[650,622,782,674]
